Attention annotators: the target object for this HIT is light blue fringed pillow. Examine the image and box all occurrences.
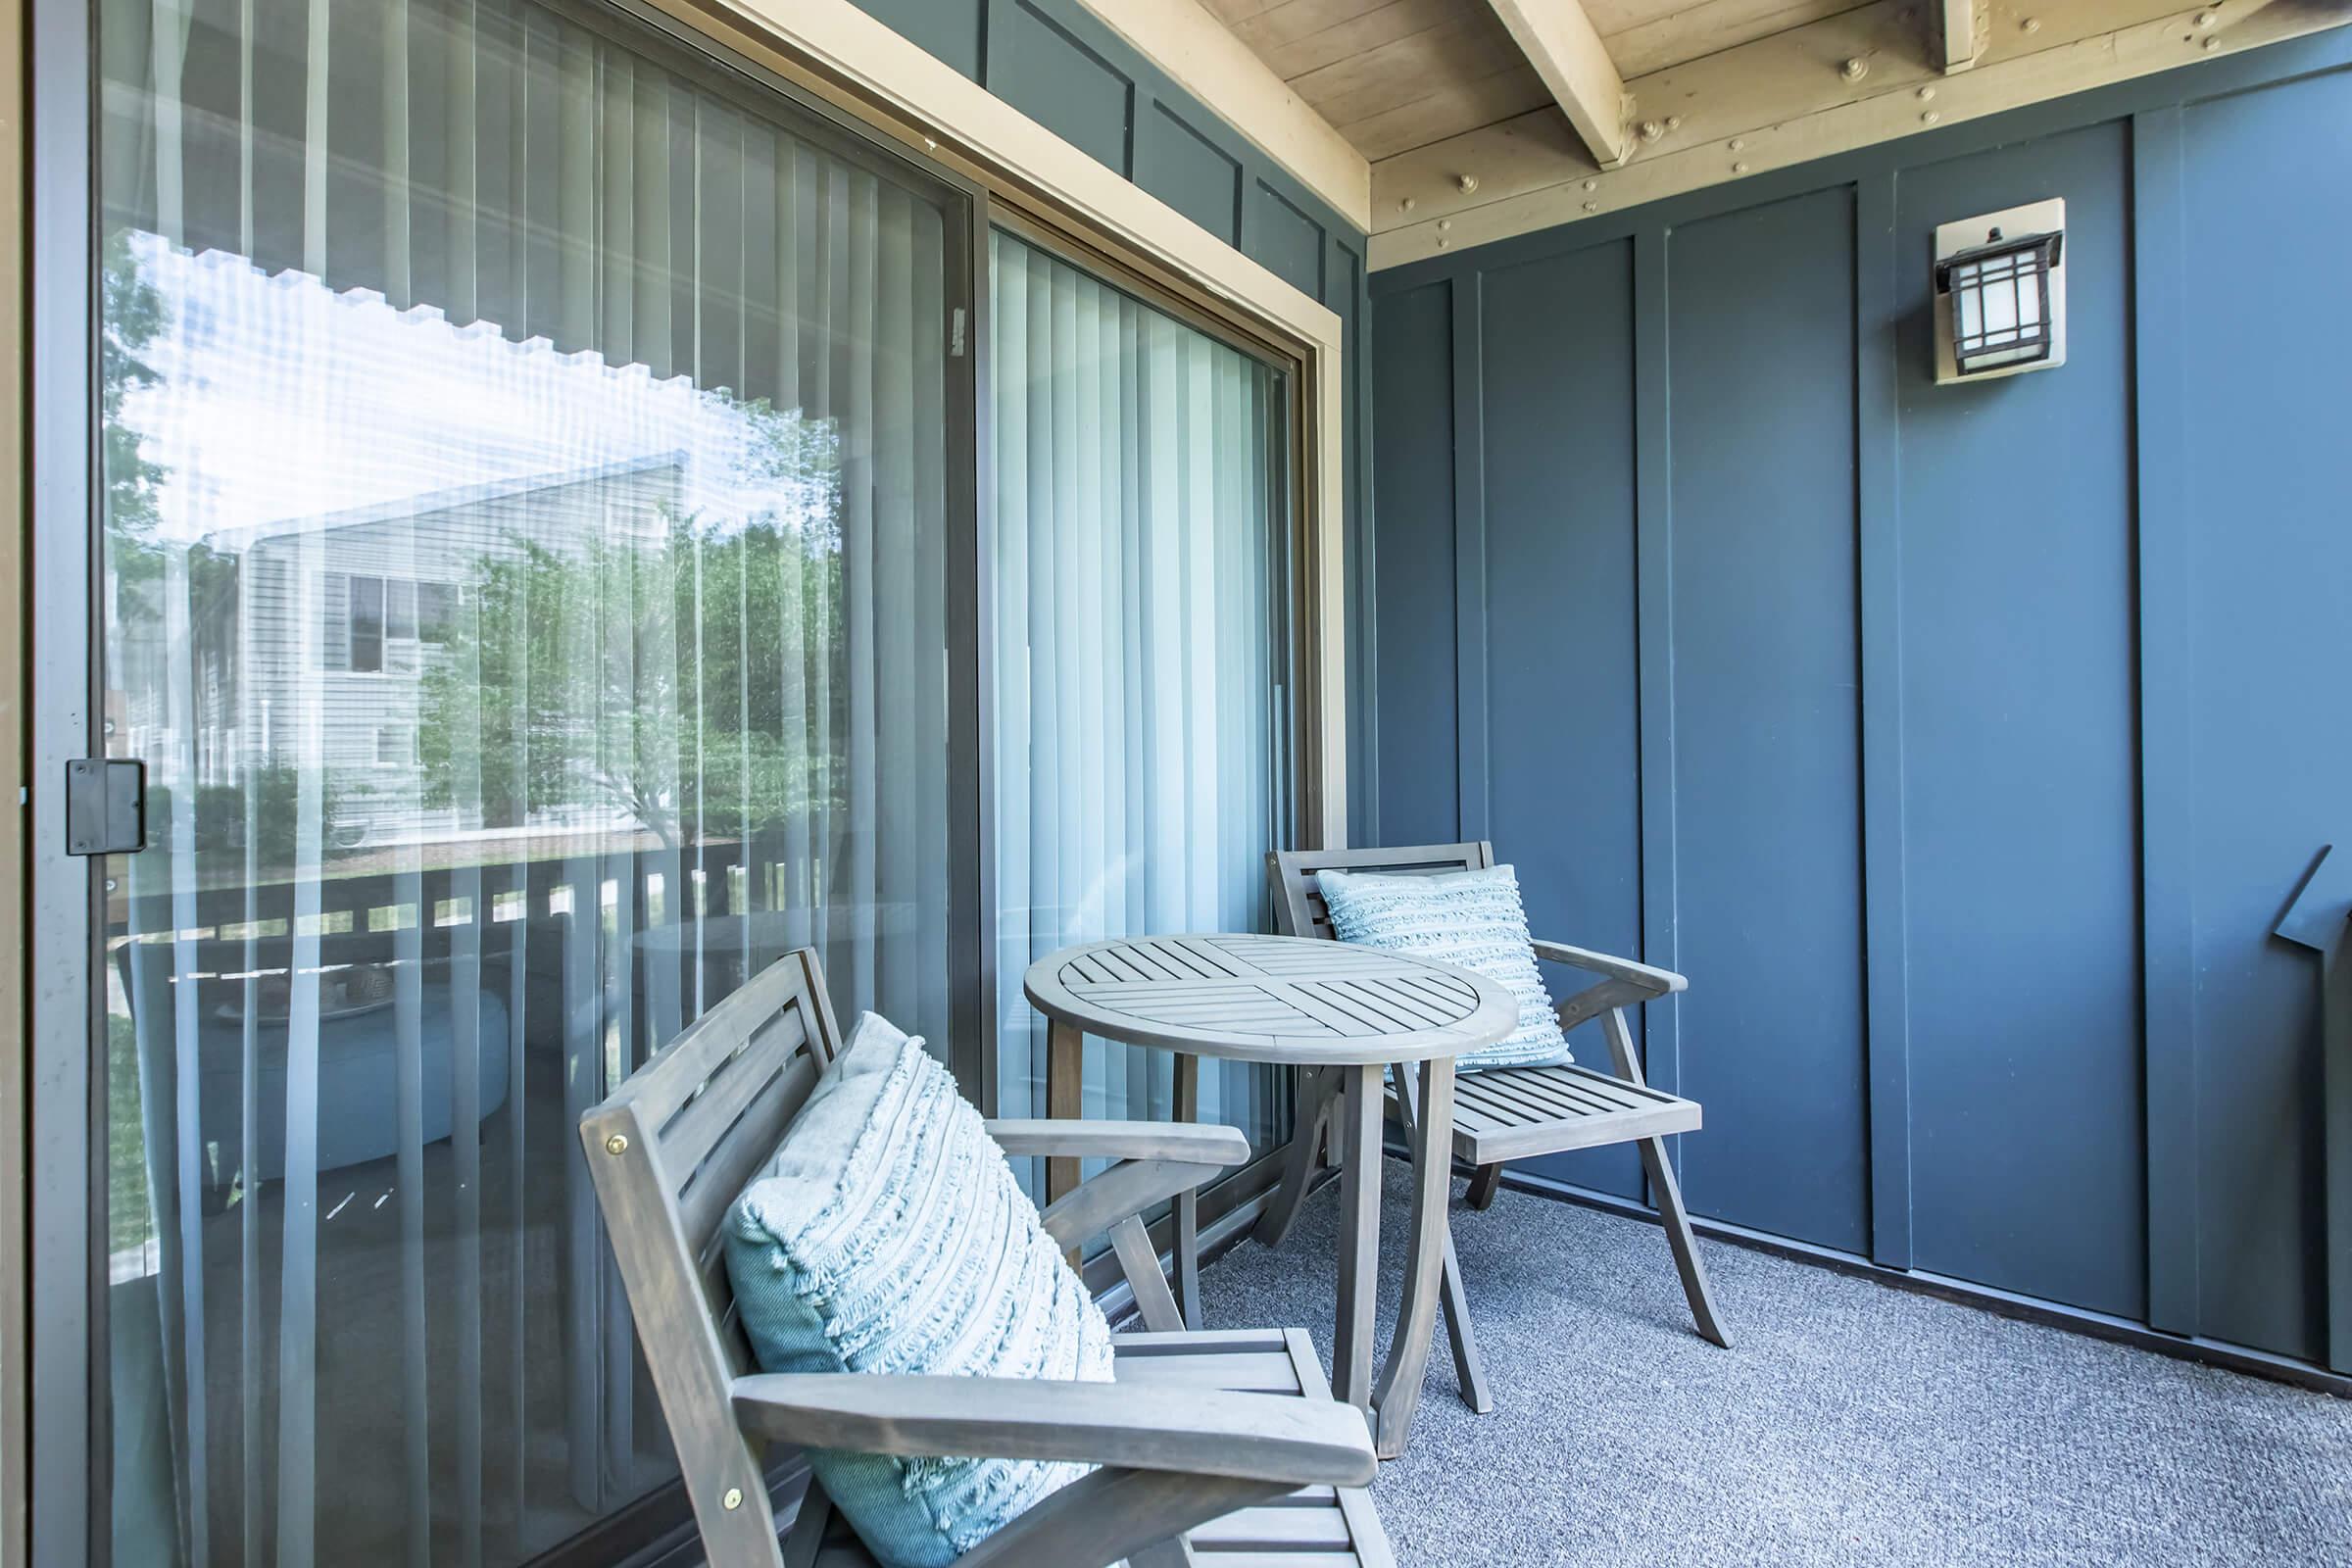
[723,1011,1113,1568]
[1316,863,1572,1071]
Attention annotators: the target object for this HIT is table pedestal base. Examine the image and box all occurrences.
[1331,1057,1457,1459]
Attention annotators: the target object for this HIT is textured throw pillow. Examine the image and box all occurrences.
[724,1011,1114,1568]
[1316,863,1572,1071]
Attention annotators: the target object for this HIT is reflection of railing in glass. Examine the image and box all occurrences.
[96,0,956,1556]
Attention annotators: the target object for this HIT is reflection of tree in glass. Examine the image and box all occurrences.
[144,762,350,865]
[418,402,847,855]
[103,227,169,586]
[104,231,354,867]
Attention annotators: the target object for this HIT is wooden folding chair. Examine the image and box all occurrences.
[1255,843,1731,1413]
[580,948,1393,1568]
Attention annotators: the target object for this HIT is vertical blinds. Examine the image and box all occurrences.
[100,1,954,1565]
[989,229,1289,1154]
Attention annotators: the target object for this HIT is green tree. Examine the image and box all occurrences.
[102,228,170,587]
[418,470,849,851]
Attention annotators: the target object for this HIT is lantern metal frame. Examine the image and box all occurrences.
[1931,198,2068,385]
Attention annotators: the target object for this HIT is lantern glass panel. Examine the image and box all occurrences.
[1945,239,2055,374]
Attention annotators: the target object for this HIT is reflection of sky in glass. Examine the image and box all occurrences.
[120,230,836,548]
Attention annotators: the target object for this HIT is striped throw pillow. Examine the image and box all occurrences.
[1316,863,1572,1071]
[725,1011,1113,1567]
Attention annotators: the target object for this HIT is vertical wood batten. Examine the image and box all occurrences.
[1336,240,1377,844]
[2132,106,2199,1341]
[1631,227,1678,1126]
[1854,172,1913,1271]
[0,9,16,1528]
[2328,937,2352,1375]
[1447,274,1488,845]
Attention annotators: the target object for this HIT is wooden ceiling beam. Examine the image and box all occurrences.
[1936,0,1988,72]
[1481,0,1633,170]
[1369,0,2352,267]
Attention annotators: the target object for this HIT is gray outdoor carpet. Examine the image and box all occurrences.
[1189,1159,2352,1568]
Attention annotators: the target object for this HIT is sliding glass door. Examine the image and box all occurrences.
[988,229,1295,1167]
[75,1,1307,1562]
[94,0,966,1562]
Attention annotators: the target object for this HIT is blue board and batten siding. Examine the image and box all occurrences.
[1368,32,2352,1374]
[850,0,1379,833]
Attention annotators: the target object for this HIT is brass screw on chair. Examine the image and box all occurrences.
[606,1134,629,1156]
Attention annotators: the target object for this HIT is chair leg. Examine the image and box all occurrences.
[1251,1067,1329,1249]
[1173,1054,1202,1329]
[1600,1005,1731,1348]
[1464,1162,1504,1210]
[1397,1066,1494,1415]
[781,1483,834,1568]
[1634,1134,1731,1348]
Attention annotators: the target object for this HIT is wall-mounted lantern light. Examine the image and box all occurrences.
[1933,198,2066,383]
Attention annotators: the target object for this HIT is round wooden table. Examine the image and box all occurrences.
[1023,932,1518,1458]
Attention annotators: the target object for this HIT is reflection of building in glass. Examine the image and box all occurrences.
[107,231,840,853]
[230,455,685,845]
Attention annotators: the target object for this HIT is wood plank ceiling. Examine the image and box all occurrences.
[1204,0,1875,162]
[1174,0,2352,266]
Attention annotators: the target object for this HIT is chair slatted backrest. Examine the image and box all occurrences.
[579,948,845,1567]
[1267,842,1497,942]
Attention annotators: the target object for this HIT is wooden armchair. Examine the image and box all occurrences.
[1256,843,1730,1415]
[579,948,1393,1568]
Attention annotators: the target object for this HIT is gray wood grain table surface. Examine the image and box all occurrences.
[1023,932,1518,1458]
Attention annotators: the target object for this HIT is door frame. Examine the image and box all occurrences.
[25,0,102,1562]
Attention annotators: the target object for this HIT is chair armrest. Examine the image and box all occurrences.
[732,1374,1377,1488]
[1530,938,1686,998]
[992,1123,1248,1304]
[986,1119,1250,1167]
[1035,1154,1232,1251]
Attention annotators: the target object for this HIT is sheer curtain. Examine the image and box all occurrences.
[97,1,955,1564]
[989,230,1290,1164]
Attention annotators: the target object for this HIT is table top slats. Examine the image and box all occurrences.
[1067,952,1122,986]
[1169,936,1251,980]
[1298,979,1417,1036]
[1348,976,1455,1030]
[1140,937,1235,982]
[1096,948,1166,984]
[1025,934,1519,1065]
[1392,971,1480,1011]
[1060,979,1264,1004]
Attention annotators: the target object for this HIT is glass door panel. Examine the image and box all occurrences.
[96,1,964,1562]
[988,229,1294,1176]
